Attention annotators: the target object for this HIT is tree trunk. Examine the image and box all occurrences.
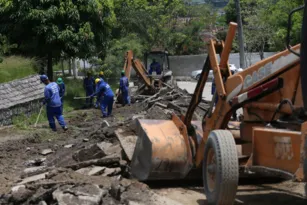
[68,59,72,76]
[72,58,77,79]
[83,59,86,70]
[61,59,65,76]
[235,0,246,69]
[47,53,53,81]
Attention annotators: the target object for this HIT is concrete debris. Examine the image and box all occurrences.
[73,143,107,162]
[102,120,110,128]
[18,172,49,185]
[83,138,89,142]
[22,166,49,178]
[10,186,34,204]
[38,201,48,205]
[115,128,138,161]
[52,184,106,205]
[64,144,74,148]
[25,158,46,167]
[11,185,26,193]
[66,156,120,170]
[101,167,121,177]
[40,149,53,156]
[76,166,106,176]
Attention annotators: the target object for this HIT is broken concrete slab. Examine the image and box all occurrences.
[11,185,26,193]
[115,128,138,161]
[22,166,49,178]
[38,201,47,205]
[52,184,106,205]
[40,149,53,156]
[83,138,89,142]
[96,142,112,153]
[73,143,107,162]
[76,166,106,176]
[18,172,49,185]
[64,144,74,148]
[101,167,121,177]
[10,186,34,204]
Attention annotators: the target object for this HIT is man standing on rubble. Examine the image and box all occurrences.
[119,70,131,106]
[91,78,114,118]
[83,72,95,107]
[40,75,68,132]
[56,77,65,113]
[149,59,161,75]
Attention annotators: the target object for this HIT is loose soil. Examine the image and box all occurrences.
[0,102,306,204]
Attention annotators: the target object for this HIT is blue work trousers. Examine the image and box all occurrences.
[122,90,131,106]
[86,89,94,106]
[100,95,114,117]
[47,106,66,130]
[60,98,64,114]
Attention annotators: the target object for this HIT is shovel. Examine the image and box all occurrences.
[34,106,44,128]
[73,96,96,100]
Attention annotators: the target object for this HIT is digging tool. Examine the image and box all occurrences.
[73,96,96,100]
[34,106,44,128]
[130,16,307,205]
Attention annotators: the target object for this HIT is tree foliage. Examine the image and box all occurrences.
[224,0,304,57]
[0,0,115,80]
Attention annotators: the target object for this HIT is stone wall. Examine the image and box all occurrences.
[0,75,45,126]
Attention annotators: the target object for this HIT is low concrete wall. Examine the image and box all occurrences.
[0,75,45,126]
[169,54,207,77]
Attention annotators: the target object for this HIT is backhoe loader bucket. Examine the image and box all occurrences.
[130,117,202,181]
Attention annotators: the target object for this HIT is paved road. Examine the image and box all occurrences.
[177,81,213,101]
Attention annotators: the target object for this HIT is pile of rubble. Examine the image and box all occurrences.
[132,86,210,121]
[1,86,210,205]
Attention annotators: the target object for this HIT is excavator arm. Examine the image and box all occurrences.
[123,50,153,89]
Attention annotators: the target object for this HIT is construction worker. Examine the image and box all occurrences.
[119,70,130,106]
[40,75,68,132]
[91,78,114,118]
[56,77,65,113]
[83,72,95,107]
[95,71,105,108]
[149,59,162,75]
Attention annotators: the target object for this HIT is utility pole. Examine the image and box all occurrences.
[235,0,245,68]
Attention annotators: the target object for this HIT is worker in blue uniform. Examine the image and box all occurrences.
[56,77,65,113]
[83,72,95,107]
[149,59,162,75]
[40,75,68,132]
[92,78,114,118]
[95,71,105,108]
[119,70,130,106]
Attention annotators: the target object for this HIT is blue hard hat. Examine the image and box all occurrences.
[40,75,48,82]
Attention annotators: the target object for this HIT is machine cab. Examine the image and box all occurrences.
[144,50,170,77]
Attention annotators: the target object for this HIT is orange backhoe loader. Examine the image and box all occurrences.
[130,4,307,204]
[123,50,173,92]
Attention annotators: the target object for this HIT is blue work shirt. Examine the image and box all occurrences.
[58,83,65,98]
[44,82,62,107]
[93,81,114,101]
[120,76,129,92]
[149,62,161,75]
[83,77,95,92]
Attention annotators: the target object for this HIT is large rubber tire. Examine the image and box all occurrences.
[203,130,239,205]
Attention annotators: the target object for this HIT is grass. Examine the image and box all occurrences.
[1,55,120,128]
[0,56,37,83]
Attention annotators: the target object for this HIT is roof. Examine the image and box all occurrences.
[0,75,45,110]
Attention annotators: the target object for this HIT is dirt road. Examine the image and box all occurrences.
[0,103,306,204]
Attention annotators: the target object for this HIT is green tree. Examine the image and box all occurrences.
[0,0,115,80]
